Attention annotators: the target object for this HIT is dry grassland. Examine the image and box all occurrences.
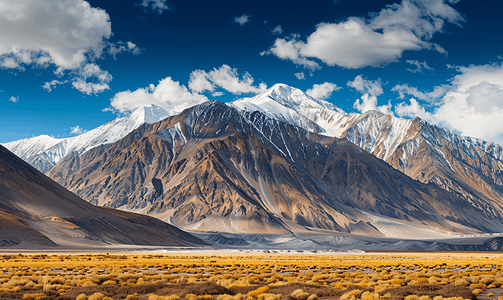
[0,252,501,300]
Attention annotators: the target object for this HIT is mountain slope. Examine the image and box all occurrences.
[48,101,502,237]
[0,144,206,248]
[233,84,503,220]
[2,104,170,173]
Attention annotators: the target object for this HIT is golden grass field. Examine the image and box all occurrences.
[0,252,502,300]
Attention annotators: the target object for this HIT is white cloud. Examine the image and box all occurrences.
[0,0,143,96]
[42,80,68,92]
[70,125,86,135]
[188,69,214,94]
[110,77,208,113]
[138,0,169,14]
[392,83,447,101]
[347,75,384,96]
[294,72,305,80]
[354,93,393,115]
[208,65,267,94]
[212,91,224,97]
[78,63,112,83]
[300,19,428,69]
[71,63,112,95]
[395,62,503,144]
[234,14,251,26]
[0,56,23,70]
[0,0,111,70]
[406,59,434,73]
[395,98,435,121]
[271,25,283,35]
[9,96,19,103]
[72,80,110,95]
[188,65,267,95]
[306,82,341,100]
[261,35,320,71]
[108,41,142,59]
[264,0,463,69]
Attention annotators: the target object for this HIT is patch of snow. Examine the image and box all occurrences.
[2,104,170,172]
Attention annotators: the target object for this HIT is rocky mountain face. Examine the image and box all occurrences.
[2,104,170,173]
[47,101,503,236]
[234,84,503,220]
[0,144,206,248]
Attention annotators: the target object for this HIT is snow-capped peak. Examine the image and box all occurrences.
[231,83,347,137]
[128,104,170,124]
[2,104,170,173]
[248,83,346,114]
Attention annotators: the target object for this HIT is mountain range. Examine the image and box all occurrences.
[3,83,503,239]
[3,104,169,173]
[234,84,503,220]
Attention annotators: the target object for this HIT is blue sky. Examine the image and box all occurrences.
[1,0,502,144]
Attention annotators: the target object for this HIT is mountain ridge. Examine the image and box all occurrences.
[2,104,170,173]
[5,83,503,238]
[47,101,502,237]
[232,84,503,220]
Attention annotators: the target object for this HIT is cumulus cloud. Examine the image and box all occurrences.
[294,72,305,80]
[347,75,384,96]
[406,59,434,73]
[72,80,109,95]
[395,62,503,144]
[261,34,320,71]
[395,98,434,121]
[138,0,169,14]
[271,25,283,35]
[392,83,447,102]
[0,0,111,71]
[188,69,214,94]
[71,63,112,95]
[264,0,463,69]
[348,75,392,115]
[234,14,251,26]
[0,0,144,95]
[9,96,19,103]
[70,125,86,135]
[108,41,142,59]
[354,94,393,115]
[0,56,23,70]
[188,65,267,95]
[306,82,341,100]
[42,80,68,92]
[110,77,208,113]
[212,91,224,97]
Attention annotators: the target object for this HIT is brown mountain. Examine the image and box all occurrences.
[338,112,503,219]
[233,84,503,222]
[7,84,503,232]
[48,101,503,237]
[0,144,207,248]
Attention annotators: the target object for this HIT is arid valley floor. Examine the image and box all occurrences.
[1,252,503,300]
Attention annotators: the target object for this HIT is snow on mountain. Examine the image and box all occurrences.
[233,83,503,163]
[2,104,170,173]
[232,84,503,220]
[48,101,503,236]
[231,84,421,162]
[232,83,347,137]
